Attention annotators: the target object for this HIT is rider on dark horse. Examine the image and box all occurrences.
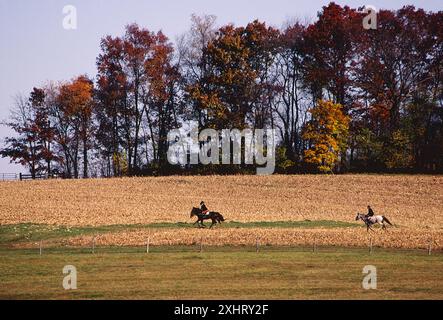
[200,201,210,216]
[191,202,225,229]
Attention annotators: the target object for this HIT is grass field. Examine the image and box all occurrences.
[0,247,442,300]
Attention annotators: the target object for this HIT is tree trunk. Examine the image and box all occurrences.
[47,142,51,175]
[83,137,88,178]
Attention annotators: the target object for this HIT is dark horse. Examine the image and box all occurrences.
[190,207,225,229]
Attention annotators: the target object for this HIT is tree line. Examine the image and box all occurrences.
[1,3,442,177]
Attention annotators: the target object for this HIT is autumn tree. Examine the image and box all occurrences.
[95,35,127,176]
[189,24,254,129]
[303,100,350,173]
[190,20,279,130]
[123,24,154,172]
[353,6,442,171]
[274,22,308,164]
[303,3,361,109]
[56,76,94,178]
[29,87,57,174]
[1,89,57,177]
[142,31,181,171]
[243,21,280,129]
[96,23,180,175]
[177,14,217,128]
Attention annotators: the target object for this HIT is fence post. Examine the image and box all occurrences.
[39,240,42,256]
[200,237,203,253]
[146,238,150,254]
[369,238,373,255]
[92,236,96,254]
[428,237,433,256]
[256,237,260,253]
[19,173,22,181]
[312,236,316,253]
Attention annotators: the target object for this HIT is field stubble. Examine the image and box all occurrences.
[1,175,442,249]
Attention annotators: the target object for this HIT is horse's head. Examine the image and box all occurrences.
[190,207,199,219]
[355,213,362,221]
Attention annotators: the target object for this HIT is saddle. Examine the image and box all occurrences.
[366,216,377,224]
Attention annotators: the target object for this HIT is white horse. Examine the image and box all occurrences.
[355,213,393,232]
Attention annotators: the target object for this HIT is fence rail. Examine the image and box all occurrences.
[0,173,53,181]
[0,173,89,181]
[0,173,18,181]
[19,173,49,181]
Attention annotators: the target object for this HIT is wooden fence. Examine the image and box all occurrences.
[0,173,18,181]
[0,173,51,181]
[19,173,49,181]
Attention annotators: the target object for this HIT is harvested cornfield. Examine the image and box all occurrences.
[27,227,439,250]
[1,175,442,226]
[0,175,442,249]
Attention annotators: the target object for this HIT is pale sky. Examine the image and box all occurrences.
[1,0,442,173]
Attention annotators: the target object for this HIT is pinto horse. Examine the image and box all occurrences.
[190,207,225,229]
[355,213,393,232]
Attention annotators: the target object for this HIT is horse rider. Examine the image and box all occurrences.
[200,201,210,216]
[366,205,375,218]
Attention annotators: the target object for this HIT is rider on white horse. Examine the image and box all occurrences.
[365,205,377,224]
[366,205,375,217]
[356,206,393,232]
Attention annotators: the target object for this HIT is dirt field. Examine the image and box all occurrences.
[1,175,442,226]
[1,175,442,249]
[62,227,440,250]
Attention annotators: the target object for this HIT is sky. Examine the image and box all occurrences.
[0,0,442,173]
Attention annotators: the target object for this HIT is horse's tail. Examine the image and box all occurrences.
[383,216,393,226]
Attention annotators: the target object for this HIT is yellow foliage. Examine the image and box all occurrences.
[303,100,350,173]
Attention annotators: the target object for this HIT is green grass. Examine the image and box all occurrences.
[0,246,441,300]
[0,221,360,246]
[4,221,438,300]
